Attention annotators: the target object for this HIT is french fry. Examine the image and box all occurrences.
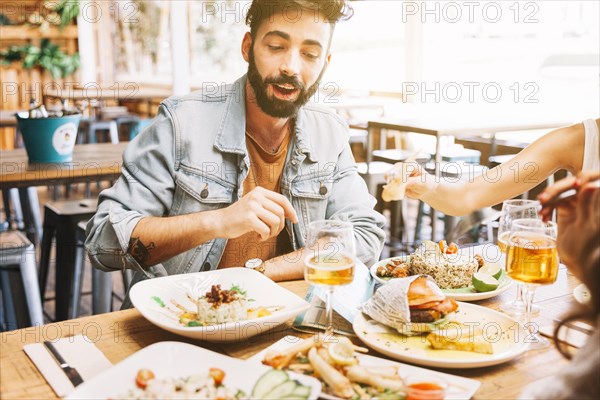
[308,348,355,399]
[345,365,405,392]
[361,365,401,381]
[262,335,322,369]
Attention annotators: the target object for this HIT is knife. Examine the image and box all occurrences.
[43,341,84,387]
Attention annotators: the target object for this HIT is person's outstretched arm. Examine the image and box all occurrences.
[403,122,586,216]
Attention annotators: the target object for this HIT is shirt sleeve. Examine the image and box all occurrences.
[85,105,177,277]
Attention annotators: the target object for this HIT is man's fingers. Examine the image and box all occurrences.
[254,207,284,239]
[261,199,286,233]
[250,215,271,241]
[262,190,298,223]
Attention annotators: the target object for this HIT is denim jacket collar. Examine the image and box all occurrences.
[213,75,318,163]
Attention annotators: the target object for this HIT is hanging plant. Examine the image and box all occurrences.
[0,39,80,79]
[44,0,80,29]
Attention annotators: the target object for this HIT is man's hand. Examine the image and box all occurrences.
[216,187,298,241]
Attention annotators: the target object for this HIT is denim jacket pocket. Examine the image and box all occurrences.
[172,172,234,215]
[290,175,333,231]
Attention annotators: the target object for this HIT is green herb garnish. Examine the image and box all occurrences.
[230,284,247,296]
[151,296,165,307]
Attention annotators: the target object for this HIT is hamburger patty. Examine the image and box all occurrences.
[410,308,442,323]
[410,298,458,323]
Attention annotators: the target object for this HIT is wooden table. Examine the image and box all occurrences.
[1,142,127,322]
[0,269,583,399]
[1,142,127,190]
[366,117,574,240]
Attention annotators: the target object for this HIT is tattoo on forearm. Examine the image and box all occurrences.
[128,237,156,265]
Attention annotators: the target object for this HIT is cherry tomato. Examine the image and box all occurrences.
[135,369,155,389]
[209,367,225,385]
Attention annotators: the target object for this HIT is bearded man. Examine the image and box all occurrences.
[86,0,385,307]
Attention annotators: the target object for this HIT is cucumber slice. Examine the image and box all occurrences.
[252,369,290,399]
[281,383,311,399]
[263,380,298,399]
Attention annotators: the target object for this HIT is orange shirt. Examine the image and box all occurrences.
[218,132,293,268]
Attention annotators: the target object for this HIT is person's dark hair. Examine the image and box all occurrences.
[245,0,353,39]
[553,227,600,359]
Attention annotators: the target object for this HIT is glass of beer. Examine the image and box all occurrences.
[506,218,558,348]
[304,220,356,339]
[498,200,541,317]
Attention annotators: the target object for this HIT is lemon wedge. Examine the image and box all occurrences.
[327,337,358,366]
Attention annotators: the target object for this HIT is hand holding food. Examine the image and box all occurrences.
[382,154,420,202]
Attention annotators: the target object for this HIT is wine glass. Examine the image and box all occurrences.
[498,200,541,317]
[506,218,558,349]
[304,220,356,340]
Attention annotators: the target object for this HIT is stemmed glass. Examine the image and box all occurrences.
[304,220,356,340]
[506,219,558,349]
[498,200,541,317]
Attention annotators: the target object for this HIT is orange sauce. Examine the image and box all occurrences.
[407,382,445,400]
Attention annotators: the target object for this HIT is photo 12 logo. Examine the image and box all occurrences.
[401,1,540,24]
[401,81,540,104]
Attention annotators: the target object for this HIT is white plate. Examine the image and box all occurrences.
[248,336,481,400]
[370,256,512,301]
[353,302,530,369]
[67,341,321,400]
[573,283,591,305]
[129,267,310,342]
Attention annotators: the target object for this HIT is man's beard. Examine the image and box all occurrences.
[247,48,325,118]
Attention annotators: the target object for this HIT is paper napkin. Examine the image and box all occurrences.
[24,335,112,397]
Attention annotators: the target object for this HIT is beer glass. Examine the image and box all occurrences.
[506,219,558,348]
[498,200,541,316]
[304,220,356,339]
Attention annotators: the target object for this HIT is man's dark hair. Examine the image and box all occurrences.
[245,0,353,39]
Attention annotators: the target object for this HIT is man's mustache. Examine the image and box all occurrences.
[264,75,305,91]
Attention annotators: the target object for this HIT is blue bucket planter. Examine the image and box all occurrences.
[16,113,81,163]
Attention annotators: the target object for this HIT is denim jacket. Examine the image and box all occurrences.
[85,75,385,305]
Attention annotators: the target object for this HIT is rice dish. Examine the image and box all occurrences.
[409,250,478,289]
[197,297,248,324]
[119,369,245,399]
[196,285,248,324]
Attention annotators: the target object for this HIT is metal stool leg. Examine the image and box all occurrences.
[70,241,85,319]
[39,221,55,300]
[20,244,44,325]
[92,268,113,314]
[0,270,18,331]
[8,189,24,230]
[108,121,119,144]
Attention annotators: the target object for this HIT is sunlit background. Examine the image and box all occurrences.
[109,0,599,121]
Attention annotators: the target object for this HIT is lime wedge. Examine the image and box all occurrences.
[472,273,500,292]
[478,261,503,280]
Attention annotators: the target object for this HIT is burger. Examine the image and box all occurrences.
[408,276,459,333]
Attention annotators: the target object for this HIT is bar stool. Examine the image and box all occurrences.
[39,198,97,321]
[0,231,44,330]
[73,221,133,316]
